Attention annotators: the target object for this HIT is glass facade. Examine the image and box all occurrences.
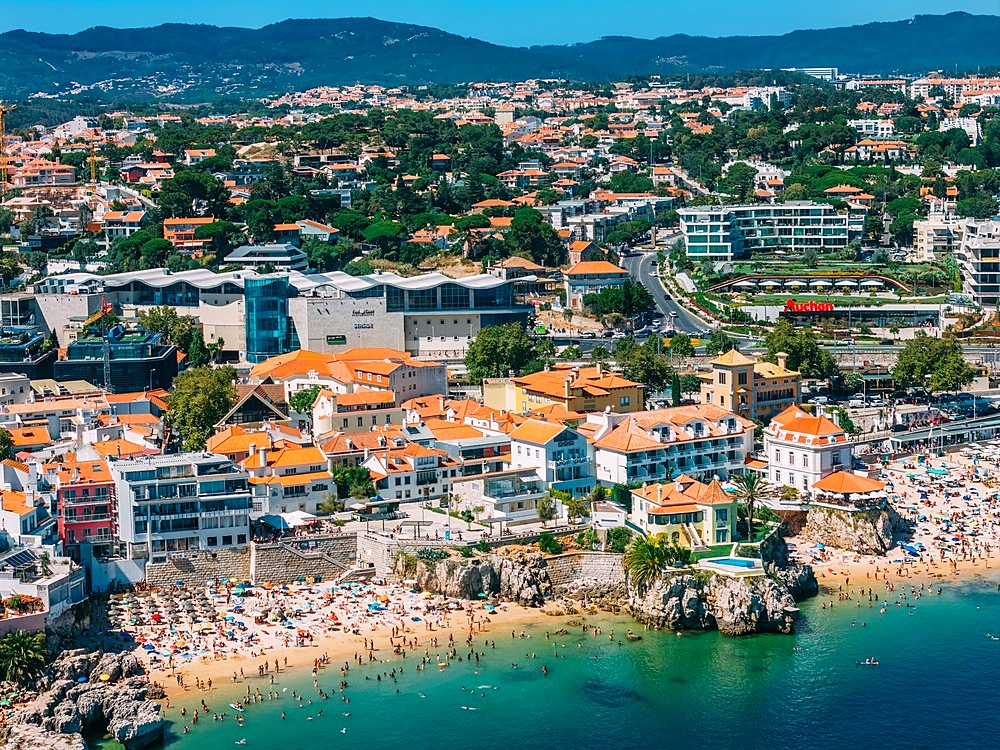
[245,276,299,364]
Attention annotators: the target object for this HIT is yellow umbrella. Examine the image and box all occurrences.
[99,674,111,681]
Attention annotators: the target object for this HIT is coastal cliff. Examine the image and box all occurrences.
[2,650,164,750]
[628,572,798,636]
[801,505,897,555]
[404,548,551,607]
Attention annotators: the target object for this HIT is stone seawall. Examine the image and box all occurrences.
[249,535,358,583]
[144,548,250,589]
[142,535,358,588]
[545,552,625,587]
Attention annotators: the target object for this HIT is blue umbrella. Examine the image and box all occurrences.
[903,544,921,555]
[77,677,87,683]
[174,581,185,587]
[143,644,155,650]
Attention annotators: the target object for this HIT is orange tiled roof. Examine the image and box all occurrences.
[508,419,569,445]
[812,471,886,495]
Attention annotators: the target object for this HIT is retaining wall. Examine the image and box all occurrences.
[545,552,625,587]
[249,535,358,584]
[144,548,251,589]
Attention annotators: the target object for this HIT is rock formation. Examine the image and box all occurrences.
[406,548,551,606]
[3,650,164,750]
[629,572,798,636]
[801,505,895,555]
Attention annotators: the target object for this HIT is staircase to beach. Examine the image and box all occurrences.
[684,523,709,553]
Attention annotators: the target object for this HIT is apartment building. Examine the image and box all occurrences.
[451,468,548,527]
[507,419,593,496]
[679,201,852,262]
[54,459,115,561]
[242,443,334,516]
[914,214,964,259]
[109,453,252,565]
[363,442,460,503]
[163,217,217,252]
[955,219,1000,306]
[311,388,404,437]
[699,350,801,423]
[588,405,754,486]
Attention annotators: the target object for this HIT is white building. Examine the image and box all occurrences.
[587,405,754,486]
[109,453,252,566]
[508,419,594,497]
[679,201,852,262]
[224,243,309,272]
[241,443,335,516]
[763,405,851,494]
[955,219,1000,306]
[848,119,895,139]
[450,467,547,527]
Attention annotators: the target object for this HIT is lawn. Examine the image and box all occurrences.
[691,543,735,561]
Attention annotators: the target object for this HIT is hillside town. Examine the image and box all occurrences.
[0,65,997,621]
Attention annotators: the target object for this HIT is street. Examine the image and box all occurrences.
[620,247,707,336]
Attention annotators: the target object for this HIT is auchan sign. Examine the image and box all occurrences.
[784,299,834,313]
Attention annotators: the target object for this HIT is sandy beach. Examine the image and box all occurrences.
[105,578,556,703]
[790,448,1000,592]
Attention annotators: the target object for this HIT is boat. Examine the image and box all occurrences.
[229,704,244,712]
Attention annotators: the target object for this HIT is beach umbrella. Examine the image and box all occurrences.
[142,644,155,650]
[76,677,87,683]
[99,674,111,682]
[174,581,185,588]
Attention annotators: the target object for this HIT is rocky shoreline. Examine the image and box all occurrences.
[402,538,818,637]
[1,648,164,750]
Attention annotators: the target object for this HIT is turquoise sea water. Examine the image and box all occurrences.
[161,579,1000,750]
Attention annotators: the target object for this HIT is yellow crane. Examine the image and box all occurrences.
[87,141,101,187]
[0,102,16,201]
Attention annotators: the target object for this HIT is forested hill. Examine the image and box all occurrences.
[0,12,997,100]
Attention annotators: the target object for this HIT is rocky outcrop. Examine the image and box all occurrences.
[801,505,894,554]
[10,650,163,750]
[629,572,797,636]
[768,563,819,600]
[408,548,551,607]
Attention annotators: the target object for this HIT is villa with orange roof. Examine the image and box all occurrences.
[628,475,738,548]
[362,443,460,502]
[589,404,755,486]
[564,260,630,309]
[491,363,643,416]
[699,350,801,422]
[763,405,852,494]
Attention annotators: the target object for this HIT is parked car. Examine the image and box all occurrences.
[848,399,866,408]
[891,423,908,432]
[808,396,829,405]
[879,338,894,346]
[580,331,596,339]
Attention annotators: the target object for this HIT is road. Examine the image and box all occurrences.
[621,249,707,336]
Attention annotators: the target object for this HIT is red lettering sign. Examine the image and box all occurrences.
[784,299,835,313]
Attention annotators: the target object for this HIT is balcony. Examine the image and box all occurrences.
[65,513,113,522]
[547,455,590,469]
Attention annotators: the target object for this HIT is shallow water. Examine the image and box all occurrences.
[161,578,1000,750]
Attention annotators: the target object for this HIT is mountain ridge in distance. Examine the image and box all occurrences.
[0,12,997,101]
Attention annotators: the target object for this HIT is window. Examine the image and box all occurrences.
[718,372,727,384]
[222,535,233,546]
[620,396,630,407]
[738,371,748,386]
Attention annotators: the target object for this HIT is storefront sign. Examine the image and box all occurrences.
[784,299,834,313]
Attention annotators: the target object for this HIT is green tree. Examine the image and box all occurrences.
[582,280,654,317]
[679,373,702,397]
[465,324,543,383]
[289,385,322,414]
[506,207,565,267]
[332,465,373,499]
[187,330,209,368]
[537,494,557,527]
[0,427,13,461]
[0,207,14,235]
[732,471,769,542]
[623,535,667,596]
[704,330,736,355]
[763,319,838,378]
[0,630,46,684]
[167,366,237,451]
[802,247,819,268]
[137,306,198,352]
[892,333,974,392]
[194,220,245,256]
[613,337,673,392]
[668,333,695,357]
[607,526,632,553]
[362,220,406,254]
[671,372,681,407]
[158,170,231,218]
[721,162,758,202]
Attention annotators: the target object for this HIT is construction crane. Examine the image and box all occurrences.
[86,141,101,187]
[0,102,16,201]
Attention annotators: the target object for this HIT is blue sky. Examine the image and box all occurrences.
[2,0,998,45]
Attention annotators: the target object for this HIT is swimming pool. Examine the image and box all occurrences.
[710,557,758,569]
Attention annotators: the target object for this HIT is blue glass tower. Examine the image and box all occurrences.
[244,275,298,364]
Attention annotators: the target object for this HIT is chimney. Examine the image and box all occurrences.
[248,443,256,463]
[258,445,267,467]
[438,396,446,413]
[776,352,788,371]
[657,483,662,502]
[564,377,571,398]
[596,362,603,377]
[830,408,841,427]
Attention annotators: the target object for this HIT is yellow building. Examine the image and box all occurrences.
[486,363,644,415]
[700,350,800,422]
[628,475,738,548]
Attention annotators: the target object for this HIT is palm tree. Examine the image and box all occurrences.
[623,535,667,596]
[0,630,47,684]
[732,472,769,542]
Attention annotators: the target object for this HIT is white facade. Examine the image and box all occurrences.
[508,420,594,497]
[955,219,1000,307]
[110,453,252,565]
[763,406,851,493]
